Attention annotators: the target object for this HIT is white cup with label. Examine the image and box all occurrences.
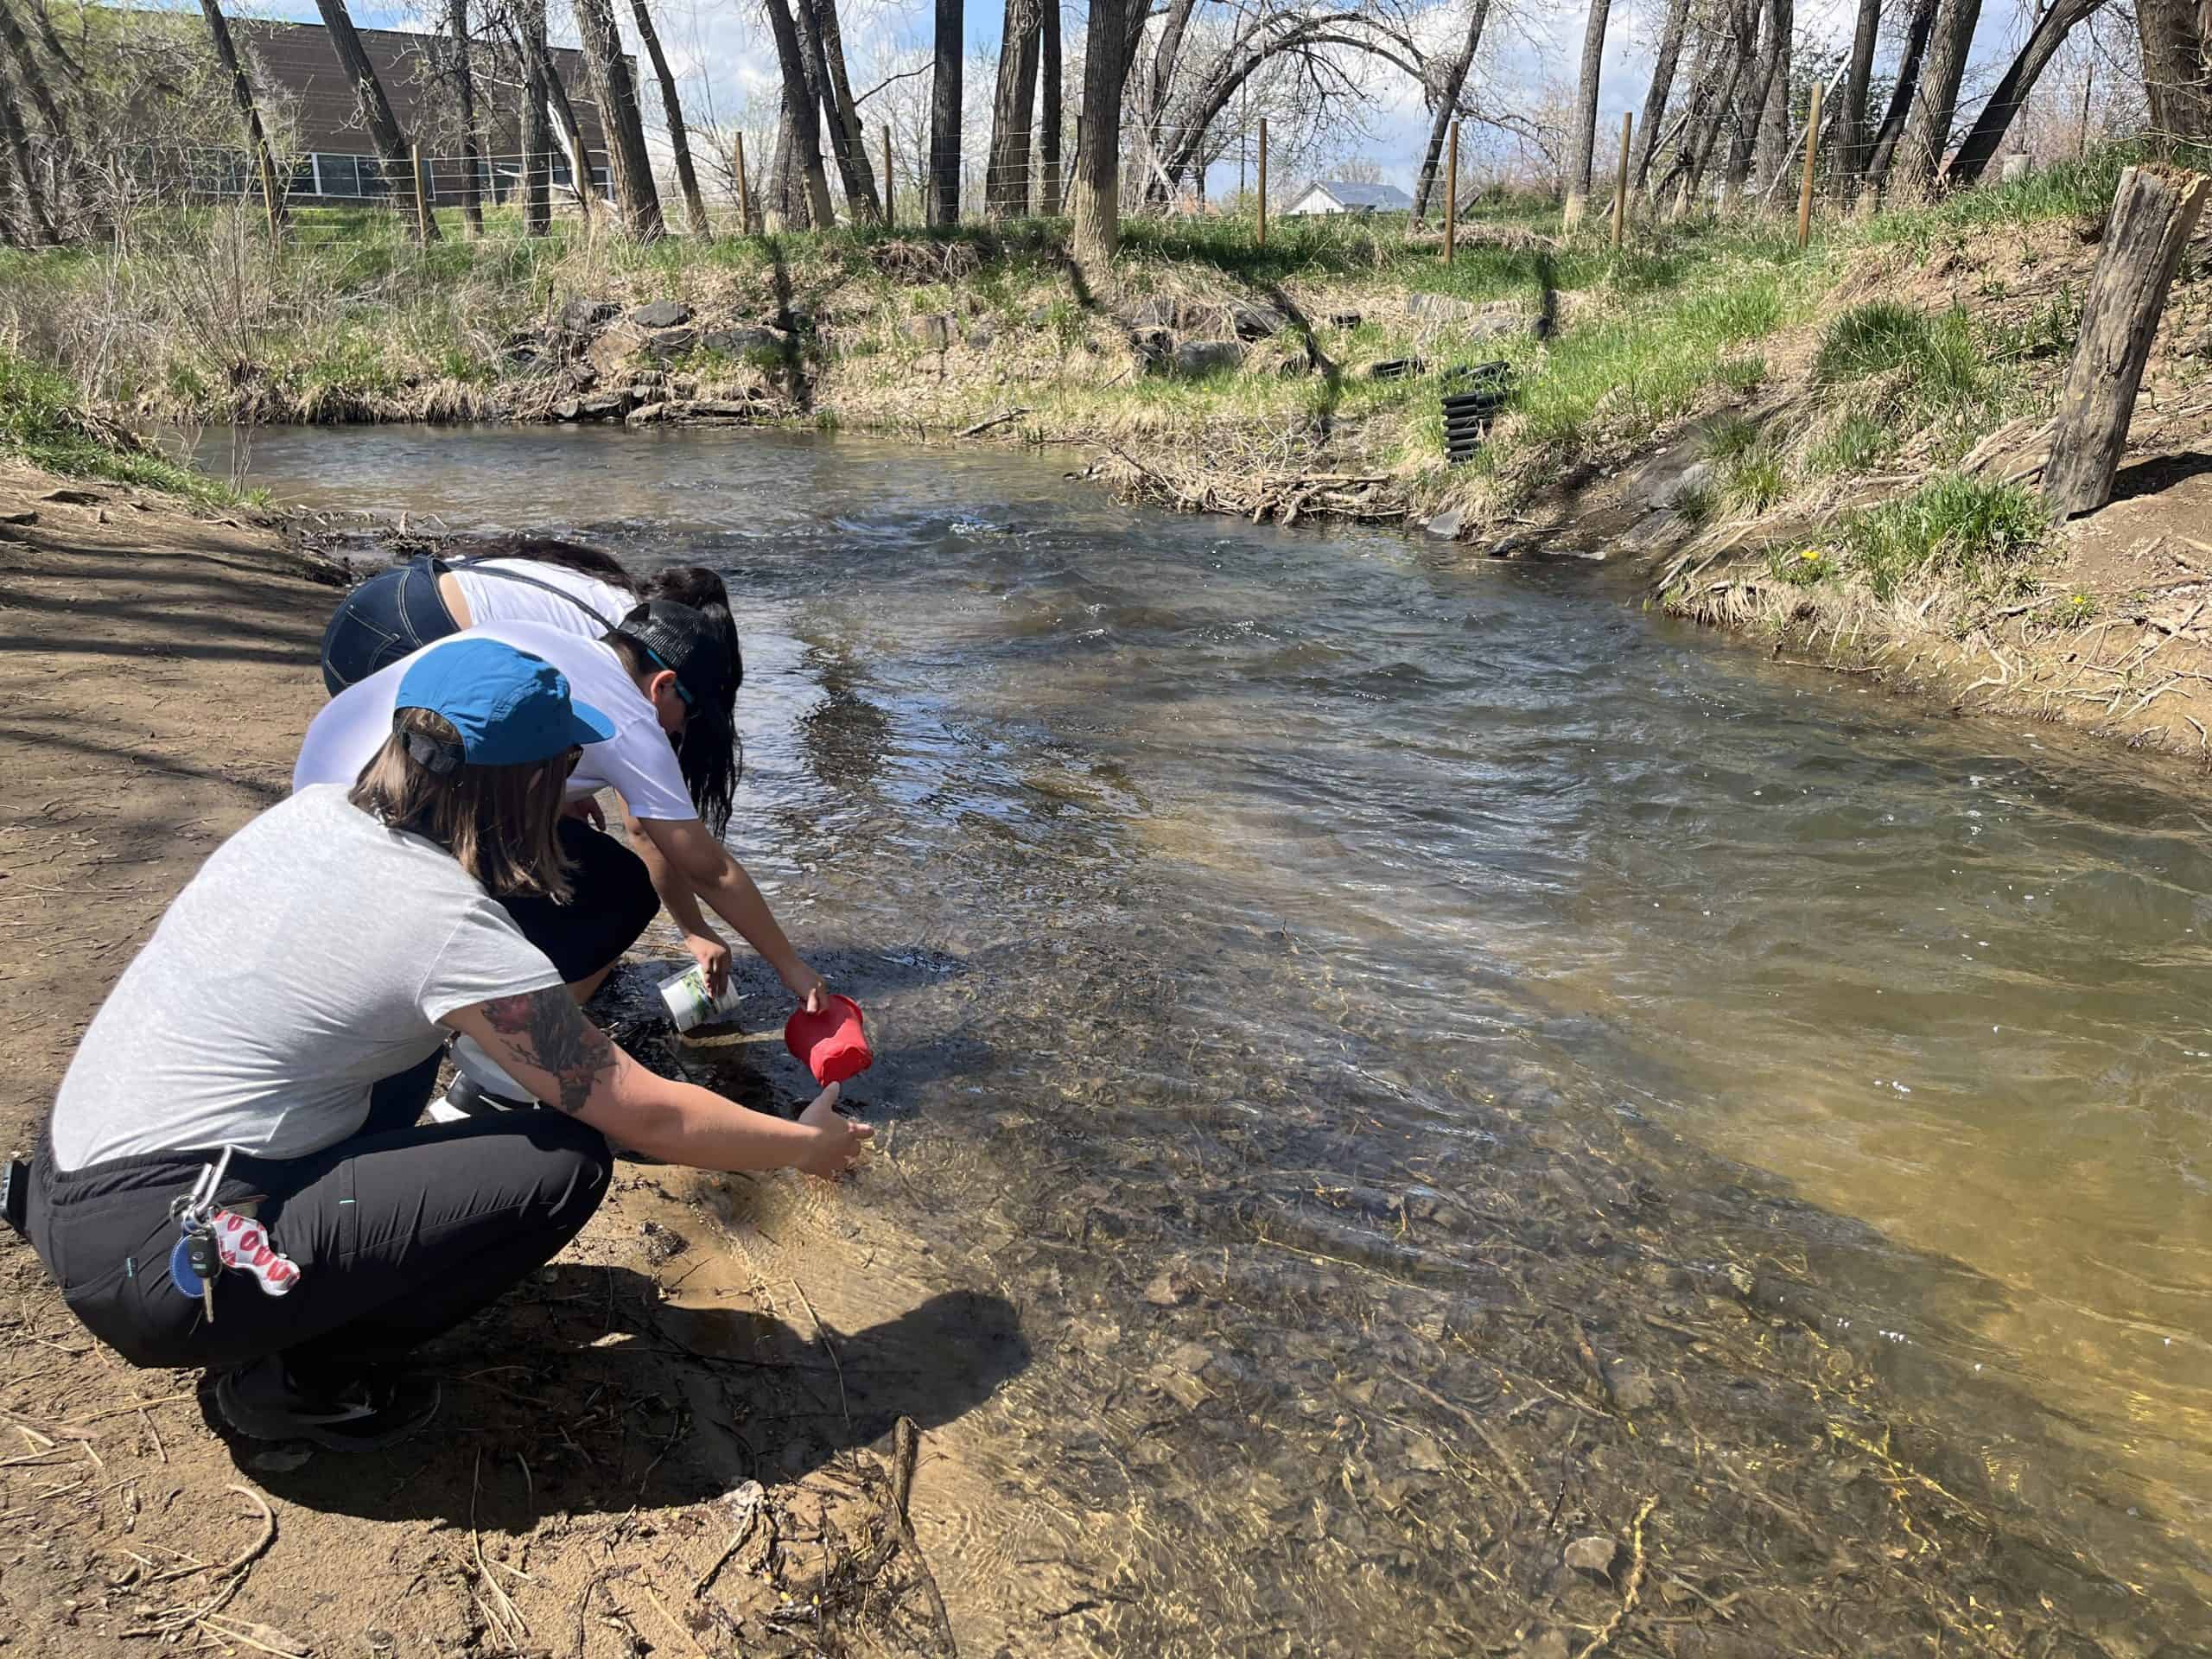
[658,963,744,1033]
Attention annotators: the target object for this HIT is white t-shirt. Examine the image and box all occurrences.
[292,620,698,823]
[49,787,567,1167]
[448,559,636,639]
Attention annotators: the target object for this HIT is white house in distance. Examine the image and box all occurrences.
[1282,180,1414,217]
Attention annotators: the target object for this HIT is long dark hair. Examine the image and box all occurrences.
[608,572,744,838]
[450,534,636,593]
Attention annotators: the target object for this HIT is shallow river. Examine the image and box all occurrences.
[215,424,2212,1645]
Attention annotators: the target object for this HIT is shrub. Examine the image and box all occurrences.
[1815,301,1933,382]
[1840,474,2048,597]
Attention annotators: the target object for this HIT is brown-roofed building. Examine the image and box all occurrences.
[213,17,619,205]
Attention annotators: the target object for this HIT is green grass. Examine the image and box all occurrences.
[1808,411,1894,475]
[1815,301,1936,382]
[1837,474,2049,598]
[0,349,245,504]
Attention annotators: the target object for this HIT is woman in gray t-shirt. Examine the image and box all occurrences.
[29,640,869,1452]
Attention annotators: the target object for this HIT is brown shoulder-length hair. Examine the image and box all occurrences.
[349,709,576,902]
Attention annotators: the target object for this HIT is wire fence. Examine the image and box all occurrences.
[96,96,2042,262]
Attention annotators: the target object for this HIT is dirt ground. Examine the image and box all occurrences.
[0,462,988,1658]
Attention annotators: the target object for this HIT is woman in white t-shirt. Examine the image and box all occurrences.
[320,535,689,695]
[29,639,870,1452]
[296,596,829,1113]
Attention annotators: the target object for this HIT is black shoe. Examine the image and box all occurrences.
[215,1357,441,1452]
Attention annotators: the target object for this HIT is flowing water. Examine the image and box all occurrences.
[216,425,2212,1649]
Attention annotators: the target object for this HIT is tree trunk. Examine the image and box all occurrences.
[311,0,435,238]
[1630,0,1692,193]
[988,0,1041,217]
[1893,0,1980,195]
[2046,165,2211,517]
[1755,0,1790,193]
[1562,0,1613,223]
[0,0,64,135]
[808,0,881,219]
[517,0,550,232]
[1145,0,1201,155]
[762,0,836,226]
[572,0,664,236]
[927,0,962,223]
[1945,0,2107,184]
[1725,0,1773,207]
[1040,0,1063,210]
[1071,0,1129,276]
[2137,0,2212,145]
[1672,40,1749,213]
[0,54,57,245]
[195,0,287,232]
[1413,0,1495,219]
[627,0,710,236]
[446,0,483,233]
[530,28,595,217]
[1832,0,1880,182]
[1863,0,1937,190]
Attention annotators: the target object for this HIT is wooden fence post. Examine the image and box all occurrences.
[1444,119,1459,264]
[2045,165,2212,519]
[1256,117,1268,249]
[1611,111,1631,250]
[734,133,753,235]
[883,124,894,228]
[1796,83,1821,250]
[411,143,432,244]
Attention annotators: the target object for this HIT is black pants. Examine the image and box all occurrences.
[28,821,659,1380]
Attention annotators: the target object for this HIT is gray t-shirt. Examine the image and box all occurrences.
[48,785,567,1169]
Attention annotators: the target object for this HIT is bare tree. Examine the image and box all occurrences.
[311,0,437,239]
[1945,0,2110,181]
[1832,0,1880,181]
[1630,0,1694,192]
[1562,0,1614,223]
[194,0,286,231]
[2136,0,2211,143]
[988,0,1041,216]
[516,0,551,232]
[1072,0,1131,272]
[1893,0,1981,194]
[1862,0,1937,190]
[628,0,711,235]
[928,0,962,221]
[1754,0,1789,188]
[1412,0,1495,219]
[573,0,664,235]
[806,0,882,219]
[445,0,483,233]
[762,0,836,226]
[1040,0,1063,210]
[0,52,57,245]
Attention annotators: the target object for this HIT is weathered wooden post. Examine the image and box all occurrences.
[411,143,433,244]
[1444,118,1459,264]
[2045,165,2212,519]
[1611,111,1631,251]
[1796,83,1820,250]
[734,133,753,235]
[1256,117,1268,249]
[882,124,894,228]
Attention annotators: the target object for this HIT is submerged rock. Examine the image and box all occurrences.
[1564,1535,1619,1578]
[1424,507,1466,541]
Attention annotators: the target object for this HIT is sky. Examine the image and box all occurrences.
[192,0,2040,194]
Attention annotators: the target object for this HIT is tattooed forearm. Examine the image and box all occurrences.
[478,988,615,1116]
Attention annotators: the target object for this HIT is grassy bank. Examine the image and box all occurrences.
[0,347,256,505]
[12,143,2212,752]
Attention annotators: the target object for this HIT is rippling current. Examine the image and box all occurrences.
[214,424,2212,1646]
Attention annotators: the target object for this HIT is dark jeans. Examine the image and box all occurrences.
[319,558,458,696]
[27,819,660,1380]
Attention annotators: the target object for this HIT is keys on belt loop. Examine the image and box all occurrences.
[168,1147,235,1325]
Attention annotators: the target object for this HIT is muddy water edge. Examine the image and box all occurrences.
[225,423,2212,1654]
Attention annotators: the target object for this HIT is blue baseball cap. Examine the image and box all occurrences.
[393,639,615,770]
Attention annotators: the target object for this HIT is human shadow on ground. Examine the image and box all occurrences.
[226,1266,1028,1524]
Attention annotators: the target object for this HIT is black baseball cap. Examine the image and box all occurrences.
[614,600,738,709]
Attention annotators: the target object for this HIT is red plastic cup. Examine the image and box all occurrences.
[785,994,873,1086]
